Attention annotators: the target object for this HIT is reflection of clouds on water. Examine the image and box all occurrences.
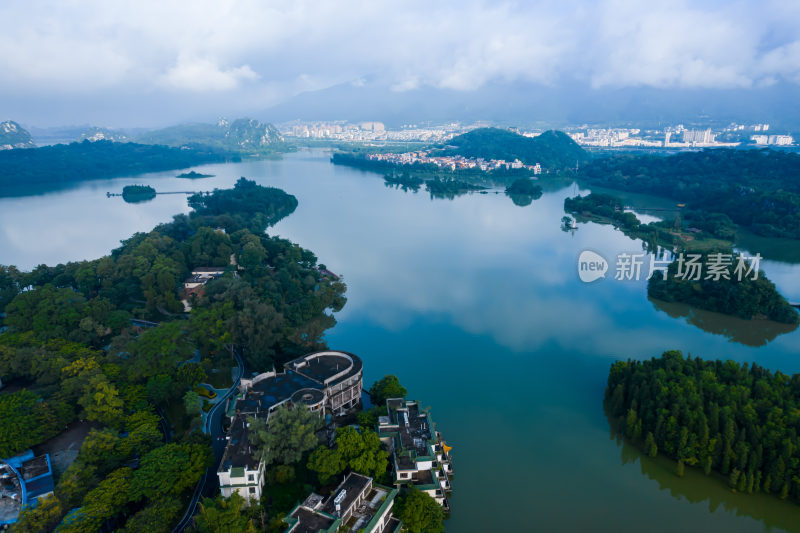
[2,150,800,367]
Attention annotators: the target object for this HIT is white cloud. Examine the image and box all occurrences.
[161,57,259,91]
[0,0,798,122]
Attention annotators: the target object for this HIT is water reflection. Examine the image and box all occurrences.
[650,298,799,347]
[612,431,800,533]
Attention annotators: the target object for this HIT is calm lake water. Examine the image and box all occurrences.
[2,150,800,532]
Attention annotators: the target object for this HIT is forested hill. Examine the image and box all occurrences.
[136,118,284,154]
[579,149,800,239]
[605,351,800,502]
[439,128,587,169]
[0,140,233,195]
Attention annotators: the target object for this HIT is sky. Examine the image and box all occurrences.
[1,0,799,127]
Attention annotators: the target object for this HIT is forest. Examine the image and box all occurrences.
[0,140,234,196]
[578,148,800,239]
[648,252,799,324]
[605,351,800,503]
[0,178,347,532]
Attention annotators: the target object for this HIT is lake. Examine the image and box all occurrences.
[2,149,799,532]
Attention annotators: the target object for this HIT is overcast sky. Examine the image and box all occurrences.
[2,0,799,127]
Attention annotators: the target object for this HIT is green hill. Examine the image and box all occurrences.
[439,128,586,169]
[0,140,233,195]
[137,117,284,154]
[0,120,36,150]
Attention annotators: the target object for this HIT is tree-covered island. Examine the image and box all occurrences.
[121,184,156,203]
[606,351,800,503]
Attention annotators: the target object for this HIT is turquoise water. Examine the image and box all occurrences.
[1,150,799,532]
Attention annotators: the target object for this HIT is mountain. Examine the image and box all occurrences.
[260,79,800,131]
[79,127,130,142]
[439,128,587,169]
[0,121,36,150]
[136,117,284,153]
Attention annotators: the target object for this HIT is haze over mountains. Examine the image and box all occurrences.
[258,79,800,131]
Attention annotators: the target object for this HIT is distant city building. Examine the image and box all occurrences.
[752,134,794,146]
[682,129,714,144]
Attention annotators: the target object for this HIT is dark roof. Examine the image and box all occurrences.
[20,455,49,480]
[284,351,362,387]
[289,507,336,533]
[396,403,433,457]
[192,267,226,273]
[218,415,261,472]
[321,473,371,517]
[239,372,320,414]
[291,387,324,407]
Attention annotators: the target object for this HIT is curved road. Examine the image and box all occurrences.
[172,349,245,533]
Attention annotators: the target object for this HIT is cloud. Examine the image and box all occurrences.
[161,57,259,91]
[0,0,798,124]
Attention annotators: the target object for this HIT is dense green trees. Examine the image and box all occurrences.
[580,148,800,239]
[369,375,408,405]
[0,140,232,196]
[0,390,69,457]
[307,426,389,485]
[606,351,800,503]
[648,252,799,324]
[122,185,156,203]
[191,493,257,533]
[248,405,322,465]
[394,489,445,533]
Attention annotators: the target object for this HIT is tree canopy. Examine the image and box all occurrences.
[606,351,800,502]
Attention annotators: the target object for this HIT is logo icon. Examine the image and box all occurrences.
[578,250,608,283]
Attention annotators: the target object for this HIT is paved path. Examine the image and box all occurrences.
[172,350,244,533]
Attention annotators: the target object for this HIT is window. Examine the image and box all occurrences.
[248,474,254,482]
[249,487,256,494]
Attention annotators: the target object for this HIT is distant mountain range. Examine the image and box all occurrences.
[439,128,586,169]
[0,121,36,150]
[258,79,800,131]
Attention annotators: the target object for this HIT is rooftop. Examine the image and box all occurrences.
[284,351,362,387]
[396,403,434,458]
[321,472,371,517]
[238,372,321,414]
[287,506,337,533]
[218,415,261,472]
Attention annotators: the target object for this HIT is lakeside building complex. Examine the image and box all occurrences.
[218,351,363,501]
[215,350,452,532]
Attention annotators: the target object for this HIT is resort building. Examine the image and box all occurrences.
[230,350,363,421]
[378,399,453,510]
[218,351,364,501]
[283,472,400,533]
[181,267,228,311]
[216,415,266,503]
[0,451,54,526]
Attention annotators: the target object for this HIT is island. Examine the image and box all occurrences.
[647,251,799,324]
[0,178,449,532]
[505,177,543,206]
[176,170,215,179]
[605,351,800,502]
[121,184,156,203]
